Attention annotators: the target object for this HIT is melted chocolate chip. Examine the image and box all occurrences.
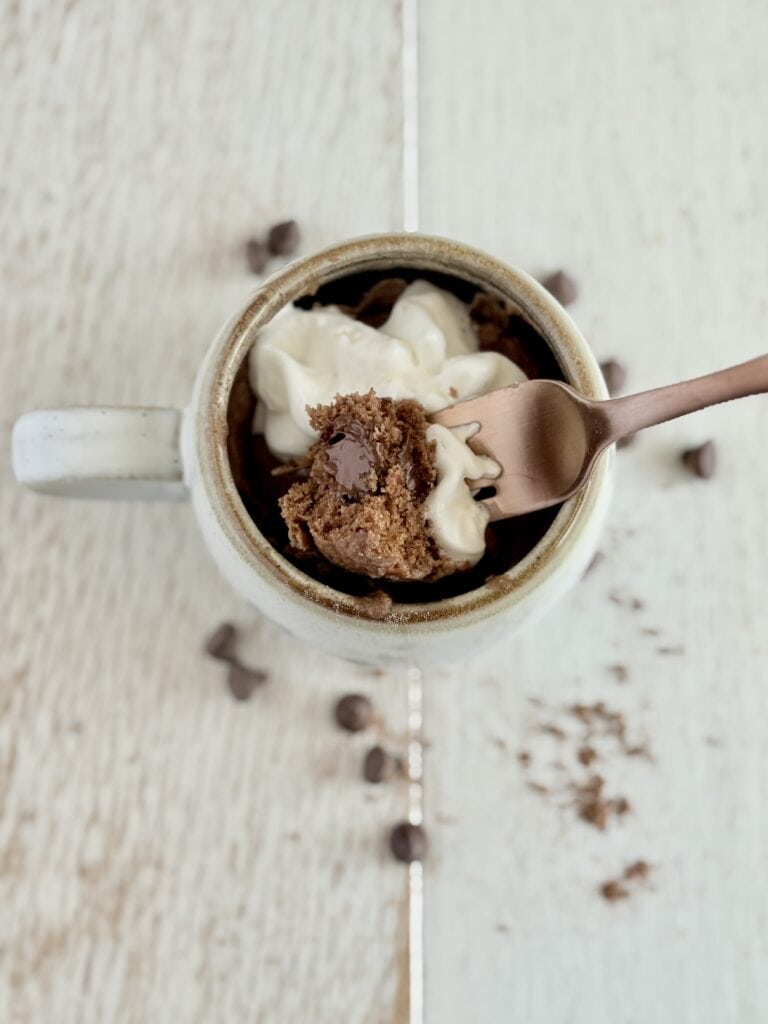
[326,424,377,493]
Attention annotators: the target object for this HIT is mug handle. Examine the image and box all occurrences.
[12,407,187,500]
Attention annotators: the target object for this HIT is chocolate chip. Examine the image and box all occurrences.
[334,693,374,732]
[599,359,627,396]
[389,822,427,863]
[246,238,270,275]
[363,745,399,783]
[681,440,716,479]
[226,662,267,701]
[267,220,301,257]
[540,270,578,306]
[205,622,237,662]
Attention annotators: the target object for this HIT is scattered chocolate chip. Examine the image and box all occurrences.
[389,822,427,863]
[599,879,630,902]
[267,220,301,257]
[517,750,531,767]
[681,440,716,479]
[246,238,270,275]
[540,269,578,306]
[599,359,627,396]
[577,745,597,767]
[205,622,238,662]
[334,693,374,732]
[226,662,267,701]
[363,745,399,783]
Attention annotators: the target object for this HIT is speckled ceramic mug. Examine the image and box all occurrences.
[13,234,612,665]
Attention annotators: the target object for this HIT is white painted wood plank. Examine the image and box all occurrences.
[0,3,411,1022]
[419,2,768,1022]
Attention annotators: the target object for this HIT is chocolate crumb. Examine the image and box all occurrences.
[334,693,374,732]
[356,590,394,620]
[577,745,598,767]
[246,238,270,275]
[226,662,267,701]
[517,750,531,767]
[540,270,578,306]
[681,440,716,479]
[541,723,566,740]
[363,745,399,783]
[574,775,630,829]
[608,663,629,683]
[599,359,627,396]
[600,879,630,902]
[657,645,685,656]
[205,622,238,662]
[599,859,653,902]
[267,220,301,257]
[624,859,651,880]
[389,822,427,863]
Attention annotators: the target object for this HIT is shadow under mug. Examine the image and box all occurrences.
[13,234,612,666]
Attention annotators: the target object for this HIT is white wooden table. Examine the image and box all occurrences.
[2,2,768,1022]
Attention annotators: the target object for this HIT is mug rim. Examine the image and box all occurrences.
[195,233,610,627]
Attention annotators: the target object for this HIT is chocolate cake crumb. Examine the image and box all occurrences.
[624,859,651,880]
[574,775,631,830]
[280,391,460,581]
[355,590,394,620]
[600,860,653,902]
[577,745,598,767]
[600,879,630,902]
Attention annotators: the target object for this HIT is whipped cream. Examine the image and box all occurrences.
[250,281,526,565]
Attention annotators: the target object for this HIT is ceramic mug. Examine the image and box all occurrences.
[12,234,612,665]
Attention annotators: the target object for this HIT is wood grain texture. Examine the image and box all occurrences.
[0,2,410,1022]
[419,2,768,1022]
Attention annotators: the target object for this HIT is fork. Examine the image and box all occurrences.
[430,354,768,520]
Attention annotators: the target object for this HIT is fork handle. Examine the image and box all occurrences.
[603,353,768,442]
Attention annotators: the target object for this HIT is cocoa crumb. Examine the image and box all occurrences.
[624,859,651,880]
[541,723,566,740]
[577,745,598,767]
[608,663,629,682]
[600,879,630,902]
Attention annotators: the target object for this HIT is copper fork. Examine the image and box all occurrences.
[431,354,768,520]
